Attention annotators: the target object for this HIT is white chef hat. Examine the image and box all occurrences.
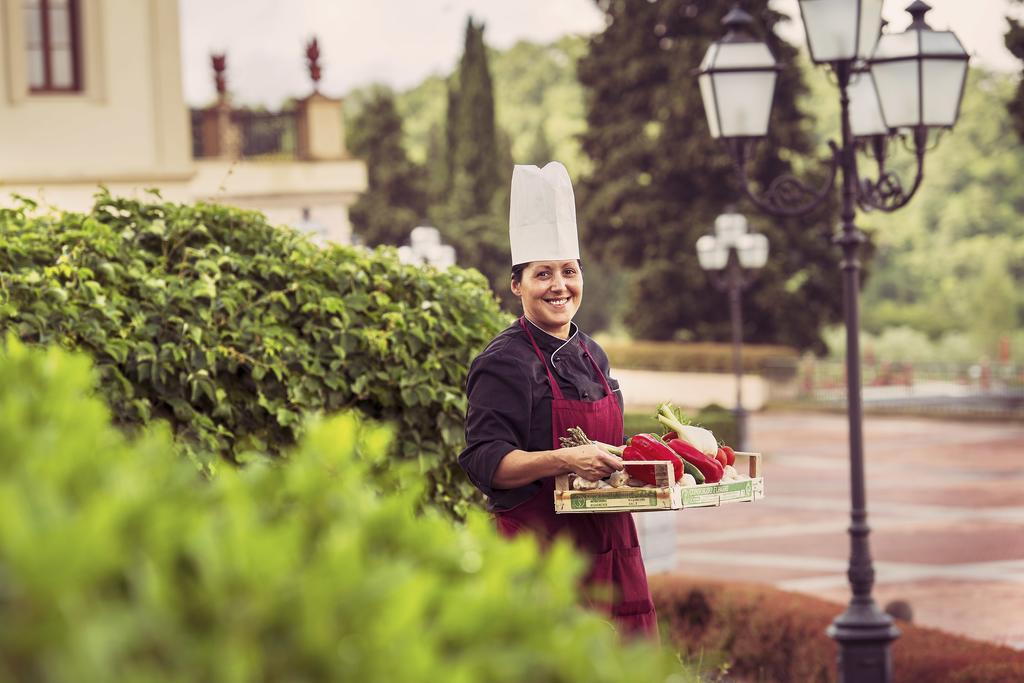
[509,161,580,266]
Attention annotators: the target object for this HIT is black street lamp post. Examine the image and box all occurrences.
[696,2,969,682]
[696,212,768,453]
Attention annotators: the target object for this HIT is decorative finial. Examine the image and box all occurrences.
[305,36,322,92]
[211,52,227,96]
[721,3,755,43]
[906,1,932,30]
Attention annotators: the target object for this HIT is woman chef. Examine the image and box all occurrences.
[458,162,658,637]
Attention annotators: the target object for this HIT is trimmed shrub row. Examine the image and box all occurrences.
[651,575,1024,683]
[0,193,508,515]
[604,340,799,377]
[0,339,687,682]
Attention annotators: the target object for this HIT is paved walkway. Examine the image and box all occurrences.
[670,412,1024,649]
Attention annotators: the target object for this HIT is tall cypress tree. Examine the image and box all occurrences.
[347,88,428,247]
[1006,0,1024,142]
[577,0,843,351]
[443,78,460,198]
[448,18,503,218]
[424,123,449,206]
[526,122,554,166]
[428,17,515,309]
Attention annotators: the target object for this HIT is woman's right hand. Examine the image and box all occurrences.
[562,444,624,481]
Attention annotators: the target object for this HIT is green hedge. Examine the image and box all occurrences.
[651,575,1024,683]
[0,338,686,682]
[0,192,507,515]
[604,340,798,377]
[623,405,738,448]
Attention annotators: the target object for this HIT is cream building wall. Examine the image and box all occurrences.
[0,0,365,244]
[0,0,192,185]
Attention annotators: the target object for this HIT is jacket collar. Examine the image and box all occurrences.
[522,316,580,355]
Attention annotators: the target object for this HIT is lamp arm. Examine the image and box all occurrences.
[728,138,840,218]
[857,128,927,213]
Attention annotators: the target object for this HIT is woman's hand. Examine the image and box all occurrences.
[562,444,624,481]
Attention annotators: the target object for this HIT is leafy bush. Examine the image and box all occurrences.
[0,192,507,514]
[0,338,686,682]
[650,575,1024,683]
[603,340,798,376]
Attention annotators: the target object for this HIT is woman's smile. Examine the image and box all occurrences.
[512,260,583,339]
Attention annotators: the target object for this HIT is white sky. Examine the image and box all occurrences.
[179,0,1024,108]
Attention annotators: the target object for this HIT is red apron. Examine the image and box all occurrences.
[495,317,658,638]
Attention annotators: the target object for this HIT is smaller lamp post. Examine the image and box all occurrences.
[398,226,457,270]
[696,212,768,453]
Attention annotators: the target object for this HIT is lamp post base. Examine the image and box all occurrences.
[828,603,900,683]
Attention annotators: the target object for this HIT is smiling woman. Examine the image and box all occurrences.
[458,162,657,639]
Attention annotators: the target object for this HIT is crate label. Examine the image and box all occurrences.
[682,480,753,506]
[570,491,659,510]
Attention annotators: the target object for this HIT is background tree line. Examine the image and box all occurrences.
[344,0,1024,361]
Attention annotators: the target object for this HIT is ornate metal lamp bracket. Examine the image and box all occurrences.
[856,128,928,213]
[727,138,840,218]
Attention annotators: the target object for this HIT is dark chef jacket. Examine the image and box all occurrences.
[458,318,623,512]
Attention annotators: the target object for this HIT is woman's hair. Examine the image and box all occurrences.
[511,259,583,284]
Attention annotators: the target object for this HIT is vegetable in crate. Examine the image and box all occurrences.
[621,443,658,487]
[560,426,624,456]
[655,403,718,456]
[666,438,724,484]
[561,426,628,488]
[628,433,684,483]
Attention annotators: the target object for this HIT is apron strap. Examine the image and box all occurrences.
[519,317,565,400]
[580,344,615,398]
[519,317,615,401]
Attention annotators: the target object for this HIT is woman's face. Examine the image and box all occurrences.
[511,260,582,339]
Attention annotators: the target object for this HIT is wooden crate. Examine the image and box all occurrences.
[553,452,764,514]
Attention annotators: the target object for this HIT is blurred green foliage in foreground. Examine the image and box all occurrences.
[0,338,686,682]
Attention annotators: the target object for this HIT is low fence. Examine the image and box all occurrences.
[794,360,1024,418]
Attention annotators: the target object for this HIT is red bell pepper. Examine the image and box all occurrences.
[632,433,685,482]
[622,434,684,484]
[622,444,659,486]
[667,438,724,483]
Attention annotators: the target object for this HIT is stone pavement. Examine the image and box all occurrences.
[670,412,1024,649]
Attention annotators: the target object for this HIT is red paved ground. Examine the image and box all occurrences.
[669,412,1024,650]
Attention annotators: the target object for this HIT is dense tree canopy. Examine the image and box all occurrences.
[1006,0,1024,143]
[346,88,428,247]
[859,68,1024,357]
[576,0,843,351]
[341,12,1020,357]
[395,37,591,177]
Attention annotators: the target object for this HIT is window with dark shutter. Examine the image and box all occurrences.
[25,0,81,93]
